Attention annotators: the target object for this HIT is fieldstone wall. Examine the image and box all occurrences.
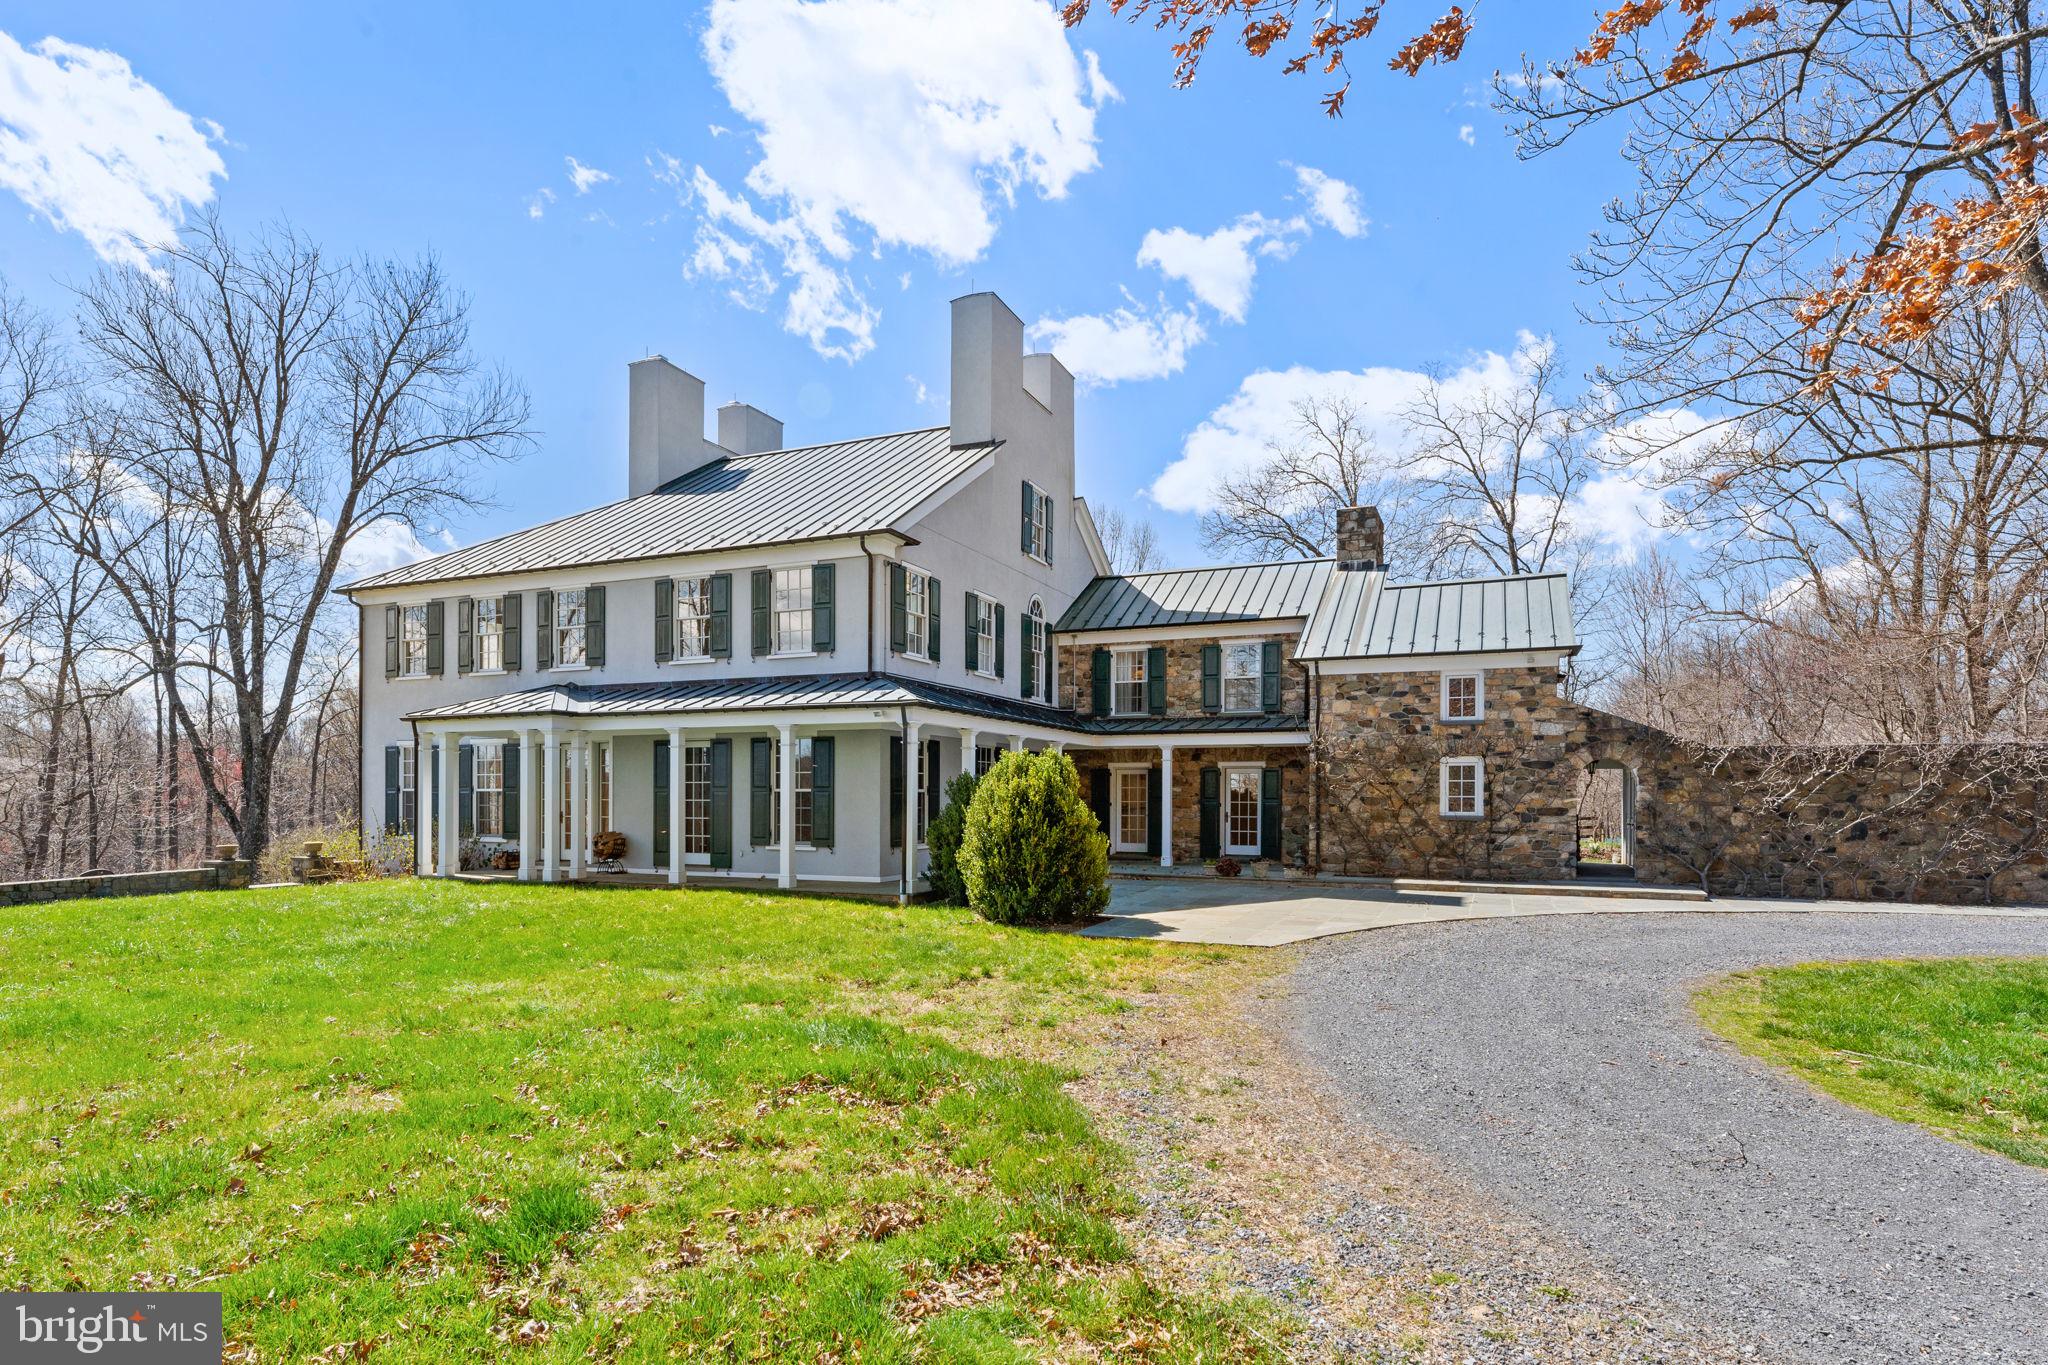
[1067,744,1312,869]
[0,859,254,908]
[1312,665,2048,904]
[1058,635,1308,720]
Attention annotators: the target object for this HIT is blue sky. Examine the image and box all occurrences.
[0,2,1641,572]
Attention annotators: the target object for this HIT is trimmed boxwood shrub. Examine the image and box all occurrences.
[959,750,1109,925]
[925,770,979,905]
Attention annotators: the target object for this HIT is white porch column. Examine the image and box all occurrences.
[777,722,797,890]
[567,737,587,880]
[414,738,432,877]
[437,732,459,880]
[519,732,541,881]
[668,725,685,887]
[541,733,562,883]
[1008,734,1023,753]
[959,727,976,780]
[902,721,922,902]
[586,740,604,847]
[1159,743,1176,868]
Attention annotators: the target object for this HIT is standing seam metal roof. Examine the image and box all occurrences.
[340,427,990,593]
[1296,569,1578,661]
[1055,559,1333,633]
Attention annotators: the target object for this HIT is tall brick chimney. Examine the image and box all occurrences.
[1334,505,1385,569]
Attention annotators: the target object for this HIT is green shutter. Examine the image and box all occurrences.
[1147,646,1167,715]
[810,737,835,848]
[502,594,522,672]
[889,563,908,654]
[889,736,904,848]
[925,740,941,838]
[535,590,554,669]
[709,574,731,658]
[655,577,673,663]
[652,739,670,867]
[1262,641,1282,712]
[812,563,835,653]
[994,604,1005,679]
[1146,766,1162,855]
[928,578,942,663]
[1091,648,1111,714]
[708,739,732,868]
[1260,768,1282,859]
[963,591,980,671]
[750,737,772,844]
[586,585,606,666]
[751,569,771,656]
[383,745,401,832]
[1201,645,1221,712]
[457,597,474,674]
[1199,767,1221,859]
[1021,481,1035,553]
[458,743,474,840]
[1020,618,1036,699]
[1089,767,1110,838]
[502,742,521,839]
[383,606,399,677]
[425,601,446,675]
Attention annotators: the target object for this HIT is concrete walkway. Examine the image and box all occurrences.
[1083,876,2048,946]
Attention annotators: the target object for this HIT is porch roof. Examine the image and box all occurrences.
[401,671,1308,737]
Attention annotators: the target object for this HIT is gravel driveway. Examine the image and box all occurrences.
[1288,913,2048,1364]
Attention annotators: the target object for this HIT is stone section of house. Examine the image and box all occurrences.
[1057,636,1309,720]
[0,858,254,908]
[1067,744,1312,869]
[1313,665,1580,882]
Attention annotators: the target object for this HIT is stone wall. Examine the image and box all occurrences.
[1058,635,1308,720]
[1067,744,1312,869]
[0,859,255,908]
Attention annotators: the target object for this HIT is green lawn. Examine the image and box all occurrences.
[0,880,1285,1362]
[1696,957,2048,1168]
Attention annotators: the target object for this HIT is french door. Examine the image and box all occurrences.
[1113,769,1150,854]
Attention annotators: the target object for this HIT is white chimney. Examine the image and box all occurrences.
[949,292,1024,448]
[717,401,783,456]
[628,356,715,497]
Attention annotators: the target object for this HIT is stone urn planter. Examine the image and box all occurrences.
[301,840,326,858]
[214,843,239,861]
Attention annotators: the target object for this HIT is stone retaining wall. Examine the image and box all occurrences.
[0,859,255,908]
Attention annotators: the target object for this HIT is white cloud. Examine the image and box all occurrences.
[683,166,879,360]
[340,519,454,583]
[1458,124,1476,146]
[526,186,556,220]
[1027,301,1204,385]
[566,156,612,194]
[1292,165,1367,238]
[0,32,226,269]
[692,0,1108,358]
[1136,213,1303,323]
[1083,50,1121,105]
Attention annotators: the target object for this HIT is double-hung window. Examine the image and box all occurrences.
[1026,599,1047,695]
[400,605,430,677]
[554,589,588,667]
[399,744,417,829]
[772,567,812,654]
[768,738,815,844]
[1441,758,1484,818]
[1222,643,1261,714]
[973,595,996,677]
[1112,649,1147,717]
[674,576,713,659]
[975,745,1000,778]
[903,569,931,659]
[475,598,504,671]
[1443,671,1483,722]
[474,747,504,837]
[1023,481,1054,563]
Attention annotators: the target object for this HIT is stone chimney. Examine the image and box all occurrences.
[1335,505,1385,569]
[949,291,1024,448]
[717,401,783,456]
[628,356,719,497]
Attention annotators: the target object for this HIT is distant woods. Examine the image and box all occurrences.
[0,215,528,879]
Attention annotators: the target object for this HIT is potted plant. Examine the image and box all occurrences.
[1214,855,1243,878]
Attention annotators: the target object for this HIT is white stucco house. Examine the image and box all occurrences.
[341,291,1587,898]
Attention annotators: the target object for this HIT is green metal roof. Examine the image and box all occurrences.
[1055,559,1332,633]
[1297,568,1578,661]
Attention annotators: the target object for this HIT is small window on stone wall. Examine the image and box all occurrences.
[1443,671,1483,722]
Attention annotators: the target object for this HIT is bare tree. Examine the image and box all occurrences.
[1093,505,1164,573]
[1200,395,1415,562]
[59,216,530,859]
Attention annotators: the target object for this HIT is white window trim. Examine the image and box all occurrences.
[1441,670,1485,723]
[671,575,715,663]
[1222,641,1263,716]
[1025,482,1054,565]
[1440,757,1485,819]
[971,592,997,679]
[770,566,814,657]
[399,603,431,679]
[1108,762,1151,854]
[1221,761,1265,856]
[553,587,590,669]
[901,564,933,662]
[1110,646,1149,718]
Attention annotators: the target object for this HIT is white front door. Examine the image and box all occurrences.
[682,743,711,865]
[1224,767,1262,856]
[1113,769,1149,854]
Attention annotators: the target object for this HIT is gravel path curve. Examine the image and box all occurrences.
[1287,913,2048,1364]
